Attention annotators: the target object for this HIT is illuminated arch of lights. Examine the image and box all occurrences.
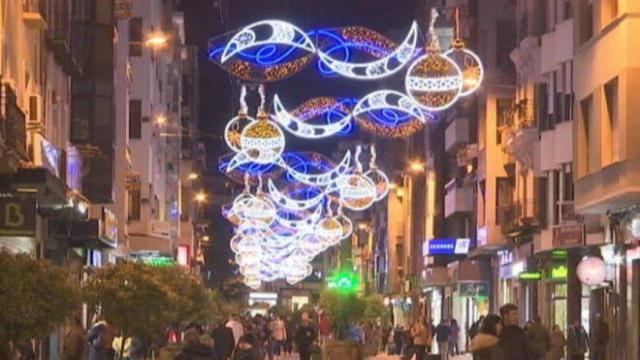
[216,8,484,288]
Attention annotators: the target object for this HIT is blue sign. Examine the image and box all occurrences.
[423,238,472,256]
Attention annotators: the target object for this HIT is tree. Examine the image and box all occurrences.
[0,252,80,357]
[84,262,177,357]
[319,291,365,341]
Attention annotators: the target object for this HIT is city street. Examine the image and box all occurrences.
[2,0,640,360]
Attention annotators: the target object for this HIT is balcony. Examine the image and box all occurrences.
[501,99,538,170]
[445,117,469,153]
[45,0,81,77]
[0,84,29,174]
[23,0,47,30]
[575,159,640,214]
[444,178,473,218]
[499,200,543,237]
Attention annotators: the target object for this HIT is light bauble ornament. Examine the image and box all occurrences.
[405,52,463,111]
[445,42,484,97]
[577,256,607,286]
[365,168,390,200]
[338,174,377,210]
[316,217,343,246]
[239,113,285,164]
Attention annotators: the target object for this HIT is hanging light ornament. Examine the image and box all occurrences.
[364,145,390,201]
[337,146,377,211]
[444,8,484,97]
[405,8,464,112]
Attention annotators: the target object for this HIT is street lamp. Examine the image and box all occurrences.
[155,114,167,125]
[187,172,199,181]
[409,161,425,173]
[145,32,169,48]
[194,191,208,203]
[202,235,210,242]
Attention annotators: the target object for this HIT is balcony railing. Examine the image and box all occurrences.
[1,84,29,161]
[499,200,544,236]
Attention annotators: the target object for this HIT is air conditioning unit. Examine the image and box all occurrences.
[27,94,43,128]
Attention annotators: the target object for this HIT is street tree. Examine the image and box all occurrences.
[0,251,81,358]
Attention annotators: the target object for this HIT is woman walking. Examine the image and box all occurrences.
[549,325,567,360]
[469,314,504,360]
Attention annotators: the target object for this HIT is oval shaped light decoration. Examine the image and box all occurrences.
[577,256,607,286]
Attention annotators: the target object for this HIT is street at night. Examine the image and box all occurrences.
[1,0,639,359]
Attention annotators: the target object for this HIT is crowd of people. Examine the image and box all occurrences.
[58,312,322,360]
[385,316,460,360]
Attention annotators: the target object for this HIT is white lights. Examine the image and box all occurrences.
[316,22,419,80]
[221,20,316,63]
[272,95,351,138]
[352,90,426,123]
[405,52,464,112]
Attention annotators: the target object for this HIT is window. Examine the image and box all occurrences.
[129,189,141,221]
[129,17,143,56]
[535,83,549,131]
[563,0,573,21]
[129,99,142,139]
[496,98,514,143]
[604,77,619,164]
[579,96,593,175]
[496,21,516,70]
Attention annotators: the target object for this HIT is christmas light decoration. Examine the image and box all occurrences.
[272,95,351,138]
[577,256,607,286]
[316,22,419,80]
[352,90,427,137]
[286,150,352,186]
[267,178,325,211]
[444,8,484,97]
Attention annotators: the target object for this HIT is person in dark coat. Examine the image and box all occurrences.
[213,321,235,360]
[469,314,504,360]
[499,304,531,360]
[232,335,263,360]
[590,314,609,360]
[526,315,550,360]
[567,320,588,360]
[294,313,317,360]
[176,329,219,360]
[63,316,87,360]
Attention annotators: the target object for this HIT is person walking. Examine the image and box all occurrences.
[392,325,403,355]
[268,316,287,358]
[410,317,431,360]
[498,304,531,360]
[62,316,87,360]
[88,317,117,360]
[176,329,219,360]
[549,325,566,360]
[435,319,451,360]
[590,314,609,360]
[525,315,550,360]
[469,315,485,341]
[294,313,317,360]
[227,316,245,347]
[566,320,588,360]
[284,317,295,355]
[469,314,504,360]
[449,319,460,356]
[232,335,263,360]
[318,311,332,347]
[213,320,236,360]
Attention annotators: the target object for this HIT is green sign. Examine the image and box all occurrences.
[519,271,542,280]
[550,264,568,279]
[552,249,568,259]
[141,256,176,267]
[327,271,360,293]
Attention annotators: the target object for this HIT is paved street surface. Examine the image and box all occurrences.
[272,353,473,360]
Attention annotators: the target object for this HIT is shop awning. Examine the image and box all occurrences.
[48,218,117,249]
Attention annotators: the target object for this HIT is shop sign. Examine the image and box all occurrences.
[550,264,568,280]
[115,0,133,19]
[457,282,489,297]
[0,196,36,237]
[100,207,118,245]
[519,271,542,280]
[553,224,585,248]
[424,238,471,256]
[477,226,487,247]
[498,250,514,266]
[177,245,189,266]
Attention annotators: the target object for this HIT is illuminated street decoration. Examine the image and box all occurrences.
[577,256,607,286]
[405,9,463,111]
[286,150,352,186]
[352,90,427,137]
[316,22,419,80]
[272,95,351,138]
[444,8,484,97]
[364,146,390,200]
[267,178,325,211]
[326,270,360,293]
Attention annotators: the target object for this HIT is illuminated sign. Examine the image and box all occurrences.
[424,238,471,256]
[100,207,118,245]
[511,261,525,277]
[550,264,568,280]
[177,245,189,266]
[0,196,36,237]
[519,271,542,280]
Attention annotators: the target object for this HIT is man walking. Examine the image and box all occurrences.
[567,320,589,360]
[499,304,531,360]
[435,319,451,360]
[526,315,550,360]
[591,314,609,360]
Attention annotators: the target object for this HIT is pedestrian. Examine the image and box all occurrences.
[232,335,263,360]
[548,325,566,360]
[318,311,333,347]
[469,315,485,341]
[62,316,87,360]
[392,325,403,355]
[566,320,588,360]
[227,316,245,347]
[525,315,550,360]
[294,312,317,360]
[410,316,431,360]
[498,304,531,360]
[591,314,609,360]
[435,319,451,360]
[381,324,391,354]
[449,319,460,356]
[213,320,236,360]
[284,317,295,355]
[88,317,117,360]
[269,315,287,357]
[469,314,504,360]
[176,328,219,360]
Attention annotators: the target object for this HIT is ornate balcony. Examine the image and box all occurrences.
[501,98,538,170]
[499,200,544,237]
[0,84,29,174]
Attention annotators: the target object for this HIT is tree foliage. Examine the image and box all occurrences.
[84,262,178,338]
[319,290,389,340]
[0,252,81,346]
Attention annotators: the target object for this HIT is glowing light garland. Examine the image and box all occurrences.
[272,95,351,138]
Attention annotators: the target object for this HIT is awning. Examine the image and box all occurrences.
[48,218,117,249]
[128,234,173,253]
